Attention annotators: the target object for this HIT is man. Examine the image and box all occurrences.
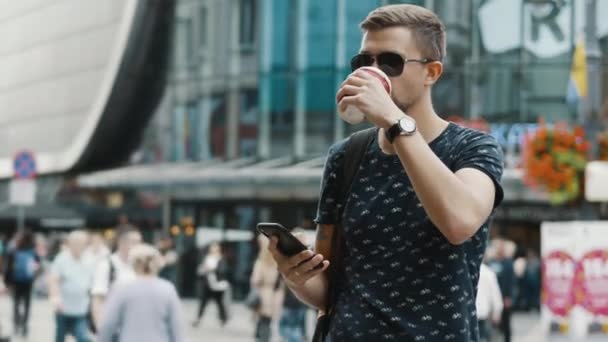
[90,226,142,329]
[488,239,515,342]
[84,233,110,267]
[48,231,95,342]
[476,261,503,342]
[268,4,504,341]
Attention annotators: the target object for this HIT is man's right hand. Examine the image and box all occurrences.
[268,237,329,288]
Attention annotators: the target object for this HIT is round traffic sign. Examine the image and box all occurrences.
[13,150,36,179]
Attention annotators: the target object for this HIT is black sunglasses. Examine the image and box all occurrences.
[350,52,433,77]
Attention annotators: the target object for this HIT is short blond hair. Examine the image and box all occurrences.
[128,243,163,275]
[360,4,446,62]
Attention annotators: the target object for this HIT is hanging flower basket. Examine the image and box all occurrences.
[522,120,590,205]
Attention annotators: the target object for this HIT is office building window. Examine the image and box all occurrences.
[176,17,195,67]
[209,94,228,158]
[239,0,256,47]
[199,6,208,47]
[184,102,200,161]
[239,89,259,157]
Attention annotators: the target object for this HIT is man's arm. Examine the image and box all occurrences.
[268,224,332,310]
[390,130,497,244]
[338,70,501,245]
[47,263,63,312]
[90,259,110,328]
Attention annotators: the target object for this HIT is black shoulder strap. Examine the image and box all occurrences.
[324,127,375,317]
[339,127,376,202]
[108,256,116,285]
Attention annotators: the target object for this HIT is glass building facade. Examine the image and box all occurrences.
[129,0,608,296]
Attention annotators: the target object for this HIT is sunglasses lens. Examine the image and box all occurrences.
[351,54,373,72]
[377,53,404,77]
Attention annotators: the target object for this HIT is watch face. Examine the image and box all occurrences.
[399,117,416,133]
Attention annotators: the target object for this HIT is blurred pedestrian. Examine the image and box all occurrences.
[97,243,185,342]
[524,249,541,311]
[278,228,308,342]
[488,239,515,342]
[476,262,503,342]
[157,236,178,285]
[84,232,110,267]
[3,230,40,337]
[192,242,229,327]
[48,230,95,342]
[90,226,142,330]
[0,275,8,341]
[251,235,282,342]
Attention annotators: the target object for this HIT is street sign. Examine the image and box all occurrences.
[10,151,37,231]
[9,179,36,206]
[13,150,37,179]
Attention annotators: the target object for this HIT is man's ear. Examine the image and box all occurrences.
[425,61,443,86]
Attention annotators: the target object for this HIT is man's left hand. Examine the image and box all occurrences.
[336,70,404,129]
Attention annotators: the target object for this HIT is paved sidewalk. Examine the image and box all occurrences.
[1,296,580,341]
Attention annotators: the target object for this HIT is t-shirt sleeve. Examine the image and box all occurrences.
[452,130,505,208]
[91,258,111,296]
[314,139,348,225]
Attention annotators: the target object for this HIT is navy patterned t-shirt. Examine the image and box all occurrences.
[315,123,504,341]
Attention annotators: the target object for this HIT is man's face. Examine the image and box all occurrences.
[359,27,432,112]
[68,236,88,257]
[120,231,142,252]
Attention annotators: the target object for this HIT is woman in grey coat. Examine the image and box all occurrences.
[97,243,185,342]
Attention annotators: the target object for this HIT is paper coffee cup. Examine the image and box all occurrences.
[338,66,392,124]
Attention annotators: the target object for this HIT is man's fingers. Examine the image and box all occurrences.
[336,85,362,103]
[288,250,315,268]
[294,260,330,283]
[339,95,360,109]
[340,74,367,88]
[300,254,324,272]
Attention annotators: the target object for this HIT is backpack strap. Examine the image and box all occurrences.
[323,127,376,320]
[108,256,116,285]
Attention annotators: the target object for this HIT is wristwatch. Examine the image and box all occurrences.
[385,116,417,143]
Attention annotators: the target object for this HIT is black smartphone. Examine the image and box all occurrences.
[256,222,308,256]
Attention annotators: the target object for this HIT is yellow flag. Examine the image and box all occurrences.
[569,39,588,98]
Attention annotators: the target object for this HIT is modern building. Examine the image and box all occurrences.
[0,0,175,228]
[74,0,608,296]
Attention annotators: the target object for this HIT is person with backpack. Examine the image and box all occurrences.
[3,230,40,337]
[268,4,504,341]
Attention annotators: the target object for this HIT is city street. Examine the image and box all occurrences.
[0,297,256,341]
[0,295,565,342]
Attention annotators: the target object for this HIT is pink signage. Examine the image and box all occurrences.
[542,250,576,316]
[574,250,608,316]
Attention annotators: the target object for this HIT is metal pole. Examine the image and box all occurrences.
[334,0,346,141]
[519,1,528,122]
[469,0,481,119]
[584,0,601,159]
[17,205,24,231]
[257,0,273,159]
[585,0,601,118]
[162,184,171,233]
[294,0,308,158]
